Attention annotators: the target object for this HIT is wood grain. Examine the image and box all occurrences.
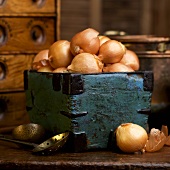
[0,17,55,53]
[0,144,170,169]
[0,0,55,15]
[0,0,56,130]
[0,54,34,91]
[0,92,30,132]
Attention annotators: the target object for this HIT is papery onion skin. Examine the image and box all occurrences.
[145,128,166,152]
[103,63,134,72]
[115,123,148,153]
[98,40,126,64]
[32,49,49,70]
[70,28,100,56]
[37,66,54,72]
[48,40,74,69]
[120,50,140,71]
[67,53,103,73]
[53,67,68,73]
[98,35,111,46]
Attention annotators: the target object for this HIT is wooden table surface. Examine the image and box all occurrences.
[0,141,170,170]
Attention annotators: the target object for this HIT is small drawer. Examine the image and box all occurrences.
[0,54,34,92]
[0,0,55,14]
[0,17,55,53]
[0,92,29,133]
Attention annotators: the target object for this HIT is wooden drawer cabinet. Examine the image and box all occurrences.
[0,0,55,14]
[0,0,57,132]
[0,54,34,91]
[0,18,55,53]
[0,92,29,133]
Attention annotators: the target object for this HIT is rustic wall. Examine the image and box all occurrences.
[60,0,89,40]
[102,0,142,35]
[60,0,170,40]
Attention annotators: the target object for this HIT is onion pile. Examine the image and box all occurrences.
[32,28,140,73]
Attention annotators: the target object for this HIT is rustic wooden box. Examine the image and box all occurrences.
[24,70,153,151]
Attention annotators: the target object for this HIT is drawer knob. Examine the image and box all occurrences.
[0,62,6,80]
[31,25,45,44]
[0,0,5,6]
[0,25,7,45]
[32,0,45,7]
[0,98,7,115]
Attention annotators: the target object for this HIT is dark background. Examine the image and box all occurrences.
[61,0,170,40]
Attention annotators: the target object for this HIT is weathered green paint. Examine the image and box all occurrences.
[24,71,153,151]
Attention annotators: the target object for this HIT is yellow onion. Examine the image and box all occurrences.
[145,128,166,152]
[32,49,49,70]
[53,67,68,73]
[37,65,54,72]
[98,40,126,64]
[98,35,111,46]
[67,53,103,73]
[70,28,100,56]
[120,50,140,71]
[103,63,134,72]
[115,123,148,153]
[48,40,74,69]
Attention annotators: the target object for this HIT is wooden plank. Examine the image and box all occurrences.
[89,0,102,32]
[0,17,55,53]
[0,54,34,91]
[0,145,170,169]
[60,0,89,40]
[152,0,170,36]
[0,92,30,132]
[102,0,141,34]
[139,0,153,34]
[0,0,56,14]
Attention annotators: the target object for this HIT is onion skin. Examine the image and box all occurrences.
[120,50,140,70]
[98,35,111,46]
[103,63,134,72]
[115,123,148,153]
[70,28,100,56]
[67,53,103,73]
[32,49,49,70]
[98,40,126,64]
[37,66,54,72]
[145,128,166,152]
[53,67,68,73]
[48,40,74,69]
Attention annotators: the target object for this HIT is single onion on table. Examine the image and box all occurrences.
[115,123,148,153]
